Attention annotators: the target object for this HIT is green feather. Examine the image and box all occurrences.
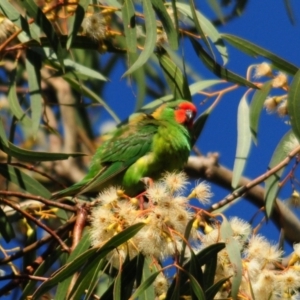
[52,99,196,199]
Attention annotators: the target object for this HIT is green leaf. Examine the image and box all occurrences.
[56,232,91,299]
[222,34,298,75]
[175,2,228,64]
[203,251,218,291]
[122,0,156,76]
[0,118,8,147]
[190,37,257,88]
[8,80,32,127]
[206,0,224,24]
[0,206,15,242]
[0,140,85,162]
[33,223,145,299]
[189,80,224,95]
[67,0,90,49]
[232,94,252,188]
[122,0,137,53]
[158,52,191,100]
[64,77,119,122]
[288,68,300,141]
[249,81,273,144]
[0,164,51,198]
[151,0,178,50]
[131,261,158,299]
[220,217,242,298]
[25,49,42,137]
[264,130,294,218]
[188,273,206,300]
[195,243,225,266]
[192,107,212,146]
[20,0,65,69]
[205,277,230,300]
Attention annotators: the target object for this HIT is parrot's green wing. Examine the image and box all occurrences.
[52,119,158,199]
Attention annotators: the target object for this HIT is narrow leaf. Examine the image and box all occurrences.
[151,0,178,49]
[190,37,257,88]
[188,273,206,300]
[158,52,191,100]
[0,164,51,198]
[220,217,242,299]
[222,34,298,75]
[0,140,85,162]
[0,206,15,242]
[122,0,137,53]
[67,0,90,49]
[33,223,144,298]
[265,130,294,218]
[25,49,42,137]
[56,232,91,299]
[205,277,230,300]
[20,0,65,69]
[232,94,252,188]
[65,77,119,122]
[288,68,300,142]
[8,80,32,127]
[176,2,228,64]
[122,0,156,76]
[249,81,272,144]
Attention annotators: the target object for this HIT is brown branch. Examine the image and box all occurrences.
[0,197,70,252]
[0,273,47,281]
[0,190,76,212]
[0,217,76,265]
[71,205,88,252]
[185,153,300,244]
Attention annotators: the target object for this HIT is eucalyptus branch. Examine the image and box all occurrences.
[0,197,70,252]
[0,273,47,281]
[0,191,76,212]
[0,216,76,265]
[185,152,300,243]
[211,144,300,211]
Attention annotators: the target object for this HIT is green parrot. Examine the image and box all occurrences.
[52,100,197,199]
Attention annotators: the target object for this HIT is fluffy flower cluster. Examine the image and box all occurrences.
[200,217,300,299]
[89,173,211,264]
[89,173,300,299]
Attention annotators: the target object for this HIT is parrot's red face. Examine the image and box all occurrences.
[174,102,197,129]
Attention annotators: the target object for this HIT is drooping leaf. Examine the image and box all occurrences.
[222,34,298,75]
[33,223,145,299]
[190,37,257,88]
[122,0,137,53]
[206,0,224,24]
[19,0,65,69]
[151,0,178,50]
[249,81,273,144]
[189,79,224,95]
[0,164,51,198]
[232,94,252,188]
[265,130,294,218]
[188,273,206,300]
[25,49,42,137]
[67,0,90,49]
[175,2,228,64]
[205,277,230,300]
[158,52,191,100]
[283,0,296,25]
[0,206,15,243]
[288,68,300,142]
[8,79,32,127]
[56,232,91,299]
[131,259,158,299]
[64,77,119,122]
[122,0,157,76]
[220,217,242,299]
[0,139,85,162]
[203,251,218,291]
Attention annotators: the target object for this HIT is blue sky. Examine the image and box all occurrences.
[98,1,300,246]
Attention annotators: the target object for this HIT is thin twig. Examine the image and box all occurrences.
[0,190,76,212]
[0,217,76,265]
[0,197,70,252]
[210,144,300,211]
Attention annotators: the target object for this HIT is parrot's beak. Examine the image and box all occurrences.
[185,109,194,122]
